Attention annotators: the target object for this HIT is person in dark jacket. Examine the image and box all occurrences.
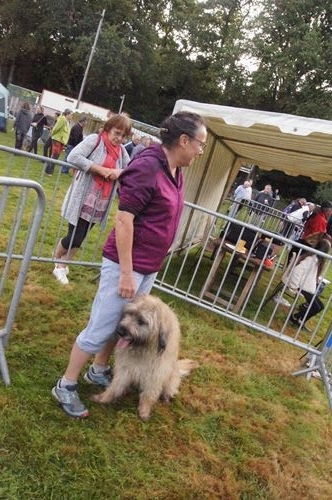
[254,184,274,207]
[43,112,60,158]
[124,133,141,156]
[27,105,48,154]
[14,102,32,150]
[61,116,88,173]
[51,111,207,419]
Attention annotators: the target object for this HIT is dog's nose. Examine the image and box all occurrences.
[116,325,127,337]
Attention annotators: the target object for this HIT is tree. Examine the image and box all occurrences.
[315,182,332,204]
[247,0,332,118]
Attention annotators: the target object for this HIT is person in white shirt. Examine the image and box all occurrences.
[288,239,331,328]
[228,180,252,218]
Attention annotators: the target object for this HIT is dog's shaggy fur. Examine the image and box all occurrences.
[92,294,197,420]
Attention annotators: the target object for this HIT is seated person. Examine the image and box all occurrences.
[287,239,331,329]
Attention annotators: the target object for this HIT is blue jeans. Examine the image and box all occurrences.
[76,258,157,353]
[61,144,74,173]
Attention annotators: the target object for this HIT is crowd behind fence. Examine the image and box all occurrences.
[0,145,331,411]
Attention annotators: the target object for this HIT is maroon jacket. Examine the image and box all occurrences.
[103,144,184,274]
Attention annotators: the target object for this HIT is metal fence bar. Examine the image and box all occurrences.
[0,176,45,385]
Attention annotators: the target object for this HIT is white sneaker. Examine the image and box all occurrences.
[273,294,291,307]
[53,266,69,285]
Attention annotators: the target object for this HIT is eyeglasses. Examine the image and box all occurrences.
[189,136,207,151]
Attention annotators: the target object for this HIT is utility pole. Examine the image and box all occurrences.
[76,9,105,110]
[119,94,125,113]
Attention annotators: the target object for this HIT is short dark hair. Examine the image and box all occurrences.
[159,111,206,147]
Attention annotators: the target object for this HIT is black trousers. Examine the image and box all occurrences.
[27,130,42,154]
[61,219,95,250]
[14,131,25,150]
[294,290,324,323]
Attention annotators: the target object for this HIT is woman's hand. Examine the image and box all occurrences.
[118,272,136,299]
[97,166,122,181]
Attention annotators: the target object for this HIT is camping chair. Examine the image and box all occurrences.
[262,252,298,307]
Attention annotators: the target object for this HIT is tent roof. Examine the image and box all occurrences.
[173,99,332,182]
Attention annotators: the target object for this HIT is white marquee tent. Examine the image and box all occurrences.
[173,99,332,212]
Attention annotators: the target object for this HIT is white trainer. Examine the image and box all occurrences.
[53,266,69,285]
[273,294,291,307]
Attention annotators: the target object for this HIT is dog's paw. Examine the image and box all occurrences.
[160,393,172,404]
[139,411,151,422]
[90,393,104,404]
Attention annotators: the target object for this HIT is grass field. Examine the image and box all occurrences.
[1,129,332,499]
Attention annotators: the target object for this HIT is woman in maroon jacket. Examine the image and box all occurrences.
[52,111,207,419]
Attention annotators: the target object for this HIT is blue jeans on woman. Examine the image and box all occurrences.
[61,144,74,173]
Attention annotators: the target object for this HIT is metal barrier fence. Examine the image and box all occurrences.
[0,145,331,411]
[0,145,118,270]
[155,203,332,410]
[220,197,304,240]
[0,176,45,384]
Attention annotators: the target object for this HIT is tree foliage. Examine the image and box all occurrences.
[1,0,332,127]
[247,0,332,117]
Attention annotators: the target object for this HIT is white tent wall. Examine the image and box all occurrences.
[173,135,238,249]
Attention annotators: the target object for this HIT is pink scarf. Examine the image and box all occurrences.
[93,131,121,197]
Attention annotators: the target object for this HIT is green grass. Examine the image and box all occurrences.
[1,129,332,499]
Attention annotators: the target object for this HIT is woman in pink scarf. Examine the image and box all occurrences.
[53,114,132,285]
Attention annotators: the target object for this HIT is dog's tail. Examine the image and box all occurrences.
[178,359,198,377]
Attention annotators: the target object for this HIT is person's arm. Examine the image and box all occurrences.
[115,210,136,298]
[90,163,121,181]
[50,115,63,136]
[67,134,120,181]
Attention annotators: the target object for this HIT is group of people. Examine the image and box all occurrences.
[229,179,332,332]
[13,103,89,177]
[229,182,279,218]
[124,133,153,160]
[13,102,47,152]
[279,201,332,330]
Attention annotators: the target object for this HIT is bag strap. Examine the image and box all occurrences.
[75,134,102,180]
[34,115,45,126]
[87,134,102,159]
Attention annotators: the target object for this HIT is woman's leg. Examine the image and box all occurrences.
[53,220,93,285]
[43,137,51,157]
[45,140,62,175]
[27,133,38,154]
[93,267,157,366]
[295,291,324,322]
[53,239,78,269]
[55,220,93,265]
[61,145,73,173]
[63,342,92,381]
[15,131,24,150]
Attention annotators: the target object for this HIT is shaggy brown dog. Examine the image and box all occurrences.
[92,294,197,421]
